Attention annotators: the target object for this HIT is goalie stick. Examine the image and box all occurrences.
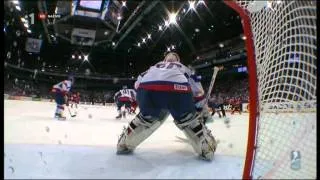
[202,66,220,112]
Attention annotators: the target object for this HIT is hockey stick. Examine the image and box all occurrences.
[67,106,76,117]
[198,66,220,116]
[202,67,230,126]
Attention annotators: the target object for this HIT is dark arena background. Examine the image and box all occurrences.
[4,0,317,179]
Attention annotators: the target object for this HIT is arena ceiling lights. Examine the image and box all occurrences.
[83,55,89,61]
[136,0,207,51]
[122,1,126,7]
[136,33,152,48]
[12,0,21,11]
[166,44,176,52]
[168,12,177,25]
[188,1,196,10]
[12,0,19,5]
[18,8,32,33]
[136,10,176,49]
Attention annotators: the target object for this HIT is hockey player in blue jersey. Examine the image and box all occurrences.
[116,52,217,161]
[114,86,136,119]
[51,76,74,120]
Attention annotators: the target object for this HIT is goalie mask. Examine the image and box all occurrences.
[163,52,180,63]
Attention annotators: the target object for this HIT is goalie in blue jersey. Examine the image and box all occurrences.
[116,52,217,161]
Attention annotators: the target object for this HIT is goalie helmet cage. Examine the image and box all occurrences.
[224,0,317,179]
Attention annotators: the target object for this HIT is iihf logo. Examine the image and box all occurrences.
[290,150,301,170]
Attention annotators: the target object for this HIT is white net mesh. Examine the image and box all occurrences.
[227,0,317,179]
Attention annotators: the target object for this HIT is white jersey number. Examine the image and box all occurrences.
[121,89,130,96]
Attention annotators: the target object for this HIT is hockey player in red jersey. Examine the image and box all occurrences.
[231,97,241,115]
[70,92,80,108]
[51,76,74,120]
[117,52,217,161]
[70,92,80,115]
[130,100,138,114]
[129,89,138,114]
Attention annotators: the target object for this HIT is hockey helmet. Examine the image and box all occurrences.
[163,52,180,63]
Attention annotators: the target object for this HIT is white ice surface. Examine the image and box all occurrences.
[4,100,249,179]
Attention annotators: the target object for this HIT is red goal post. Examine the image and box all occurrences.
[224,0,317,179]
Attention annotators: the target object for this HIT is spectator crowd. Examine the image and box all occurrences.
[4,75,249,106]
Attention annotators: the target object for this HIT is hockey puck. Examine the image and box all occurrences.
[45,126,50,133]
[224,117,230,124]
[88,114,92,119]
[8,166,14,174]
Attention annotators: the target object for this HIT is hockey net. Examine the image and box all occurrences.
[224,0,317,179]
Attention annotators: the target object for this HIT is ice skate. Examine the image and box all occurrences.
[116,144,133,154]
[116,126,134,154]
[116,114,122,119]
[54,113,66,121]
[117,130,134,154]
[175,112,217,161]
[54,113,60,118]
[58,116,66,121]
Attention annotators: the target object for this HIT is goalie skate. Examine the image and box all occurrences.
[175,113,217,161]
[117,127,134,154]
[117,112,168,154]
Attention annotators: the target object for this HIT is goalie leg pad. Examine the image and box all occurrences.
[117,111,169,154]
[175,113,217,161]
